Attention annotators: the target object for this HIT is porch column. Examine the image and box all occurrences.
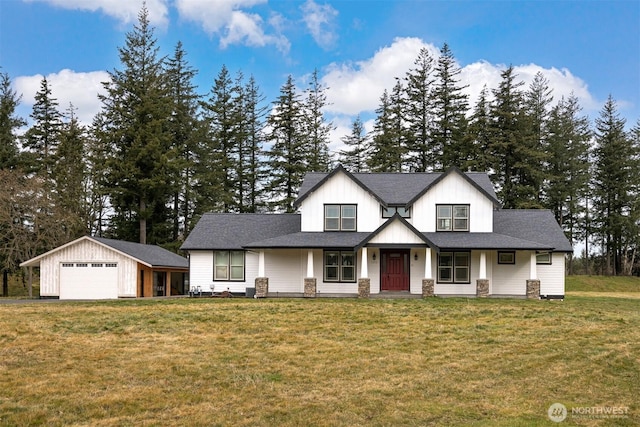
[304,250,316,298]
[476,251,489,297]
[255,250,268,298]
[358,247,370,298]
[258,250,265,277]
[422,247,434,297]
[360,247,368,278]
[527,251,540,299]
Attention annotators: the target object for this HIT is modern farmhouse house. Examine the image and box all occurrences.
[181,166,572,299]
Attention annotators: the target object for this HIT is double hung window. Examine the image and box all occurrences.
[436,205,469,231]
[214,251,245,281]
[324,251,356,282]
[437,252,470,283]
[324,204,356,231]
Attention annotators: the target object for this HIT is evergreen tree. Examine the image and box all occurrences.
[265,75,306,212]
[544,94,591,273]
[199,65,239,212]
[466,85,492,172]
[302,69,333,172]
[0,71,25,170]
[95,5,173,244]
[53,104,90,239]
[368,82,406,172]
[433,43,470,170]
[238,74,268,212]
[592,96,636,275]
[523,71,553,203]
[165,41,200,239]
[404,47,436,172]
[488,66,539,208]
[23,77,62,178]
[339,115,368,172]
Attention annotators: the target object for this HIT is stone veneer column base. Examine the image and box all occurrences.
[476,279,489,297]
[255,277,269,298]
[358,278,370,298]
[422,279,434,297]
[304,278,317,298]
[526,279,540,299]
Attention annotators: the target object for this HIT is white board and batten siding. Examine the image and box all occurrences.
[412,172,494,232]
[299,171,381,232]
[188,250,259,294]
[538,253,566,296]
[38,239,137,298]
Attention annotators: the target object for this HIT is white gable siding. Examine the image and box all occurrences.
[368,220,425,245]
[38,239,136,297]
[299,172,381,232]
[538,253,566,296]
[412,172,494,232]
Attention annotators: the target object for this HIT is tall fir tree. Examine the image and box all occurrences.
[466,85,492,172]
[433,43,470,170]
[95,5,173,244]
[199,65,238,212]
[368,82,406,172]
[0,71,25,170]
[237,74,268,213]
[266,75,306,212]
[488,66,539,208]
[592,96,636,275]
[53,104,90,240]
[403,47,436,172]
[523,71,553,204]
[544,94,591,273]
[339,115,368,173]
[165,41,200,239]
[302,69,333,172]
[23,77,62,178]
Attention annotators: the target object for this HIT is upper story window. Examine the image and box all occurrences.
[324,204,356,231]
[382,206,411,218]
[436,204,469,232]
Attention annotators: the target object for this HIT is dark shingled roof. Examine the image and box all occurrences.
[422,232,553,251]
[91,237,188,268]
[493,209,573,252]
[180,213,301,250]
[244,232,370,249]
[296,167,499,207]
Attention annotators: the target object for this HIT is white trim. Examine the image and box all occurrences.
[360,247,368,278]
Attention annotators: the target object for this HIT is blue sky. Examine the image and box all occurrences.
[1,0,638,151]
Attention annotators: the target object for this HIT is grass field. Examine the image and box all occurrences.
[1,286,639,426]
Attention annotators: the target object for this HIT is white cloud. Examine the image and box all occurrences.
[15,69,109,126]
[322,36,597,118]
[176,0,289,52]
[301,0,339,50]
[322,37,436,115]
[22,0,169,27]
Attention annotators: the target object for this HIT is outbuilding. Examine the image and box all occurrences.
[20,236,189,299]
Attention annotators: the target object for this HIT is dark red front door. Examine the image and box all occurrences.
[381,250,410,291]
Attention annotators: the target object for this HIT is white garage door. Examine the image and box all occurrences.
[59,262,119,300]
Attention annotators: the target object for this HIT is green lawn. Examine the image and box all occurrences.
[1,294,638,426]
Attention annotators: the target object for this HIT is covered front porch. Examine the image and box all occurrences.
[251,247,543,299]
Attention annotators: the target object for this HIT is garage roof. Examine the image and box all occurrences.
[20,236,188,269]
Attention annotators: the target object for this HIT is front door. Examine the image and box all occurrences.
[381,250,410,291]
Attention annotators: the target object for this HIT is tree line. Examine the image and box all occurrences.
[1,6,639,293]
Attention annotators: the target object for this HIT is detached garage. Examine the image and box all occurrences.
[20,236,189,300]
